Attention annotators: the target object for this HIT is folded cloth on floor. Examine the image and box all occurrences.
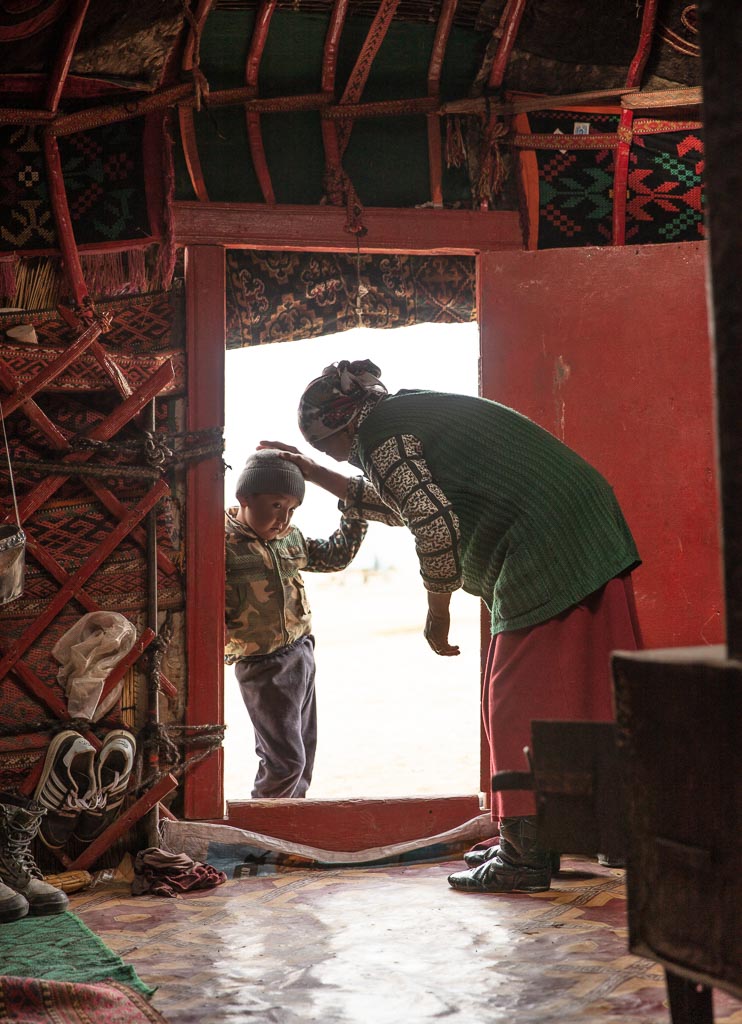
[132,847,227,898]
[0,976,168,1024]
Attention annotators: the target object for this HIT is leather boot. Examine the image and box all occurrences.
[0,879,29,922]
[464,843,561,875]
[0,793,69,915]
[449,816,552,893]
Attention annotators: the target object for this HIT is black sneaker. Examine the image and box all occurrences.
[33,731,97,849]
[74,730,136,844]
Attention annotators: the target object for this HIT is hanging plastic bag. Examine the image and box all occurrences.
[0,524,25,606]
[52,612,137,721]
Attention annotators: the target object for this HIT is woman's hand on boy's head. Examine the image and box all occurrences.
[258,440,300,455]
[257,440,318,481]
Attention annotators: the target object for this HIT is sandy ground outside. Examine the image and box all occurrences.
[223,567,484,801]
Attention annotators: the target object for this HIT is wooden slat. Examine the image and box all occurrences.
[245,0,277,205]
[488,0,527,89]
[67,772,179,871]
[426,0,458,206]
[9,359,174,524]
[42,132,88,307]
[612,0,661,245]
[44,0,90,112]
[0,322,102,418]
[320,0,350,194]
[336,0,400,157]
[0,480,169,682]
[84,477,177,576]
[627,0,661,88]
[178,0,215,201]
[178,107,210,202]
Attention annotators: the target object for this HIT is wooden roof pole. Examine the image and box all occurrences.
[487,0,527,91]
[612,0,660,244]
[474,0,528,209]
[178,0,215,201]
[44,0,90,111]
[335,0,400,158]
[426,0,457,207]
[245,0,278,205]
[320,0,350,193]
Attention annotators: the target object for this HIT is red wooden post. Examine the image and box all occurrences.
[184,246,225,820]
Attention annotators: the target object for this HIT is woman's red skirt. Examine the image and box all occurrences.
[483,572,642,818]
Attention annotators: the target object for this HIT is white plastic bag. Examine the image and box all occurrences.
[53,612,137,721]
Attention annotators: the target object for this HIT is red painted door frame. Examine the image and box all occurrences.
[181,210,524,840]
[184,245,226,819]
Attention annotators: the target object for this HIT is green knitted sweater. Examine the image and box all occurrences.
[357,390,640,634]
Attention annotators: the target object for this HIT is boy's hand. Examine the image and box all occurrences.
[258,440,318,481]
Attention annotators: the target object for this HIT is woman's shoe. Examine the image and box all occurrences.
[450,816,552,893]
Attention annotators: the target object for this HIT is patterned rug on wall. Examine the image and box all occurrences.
[0,119,161,255]
[514,108,705,249]
[0,287,186,787]
[226,250,476,347]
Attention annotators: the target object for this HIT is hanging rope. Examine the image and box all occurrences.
[323,166,368,237]
[354,235,369,328]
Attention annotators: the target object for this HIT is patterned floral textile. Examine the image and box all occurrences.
[626,127,705,244]
[515,108,620,249]
[514,107,706,250]
[225,250,476,348]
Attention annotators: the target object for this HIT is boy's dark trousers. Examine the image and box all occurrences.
[234,635,317,798]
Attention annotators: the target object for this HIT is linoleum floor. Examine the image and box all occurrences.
[69,857,742,1024]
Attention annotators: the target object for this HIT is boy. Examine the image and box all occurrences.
[225,448,367,798]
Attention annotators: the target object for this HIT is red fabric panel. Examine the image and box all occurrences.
[483,574,641,818]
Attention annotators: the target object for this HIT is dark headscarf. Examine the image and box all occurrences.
[297,359,387,445]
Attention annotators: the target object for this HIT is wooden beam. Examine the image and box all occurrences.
[627,0,660,88]
[336,0,400,157]
[245,0,277,205]
[45,0,90,112]
[183,246,225,820]
[173,202,523,253]
[320,0,349,180]
[427,0,458,207]
[487,0,527,90]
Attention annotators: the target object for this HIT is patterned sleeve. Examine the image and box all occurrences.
[340,476,407,527]
[304,515,368,573]
[365,435,462,592]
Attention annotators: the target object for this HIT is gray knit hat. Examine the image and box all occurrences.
[236,449,305,503]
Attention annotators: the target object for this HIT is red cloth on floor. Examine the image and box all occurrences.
[483,573,641,818]
[132,847,227,898]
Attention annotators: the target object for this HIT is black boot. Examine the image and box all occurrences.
[464,843,561,875]
[449,817,552,893]
[0,793,69,915]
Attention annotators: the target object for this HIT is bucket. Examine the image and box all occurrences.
[0,524,25,606]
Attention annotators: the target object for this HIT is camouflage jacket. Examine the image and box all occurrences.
[224,508,367,660]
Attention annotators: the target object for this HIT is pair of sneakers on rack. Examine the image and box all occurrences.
[33,728,136,850]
